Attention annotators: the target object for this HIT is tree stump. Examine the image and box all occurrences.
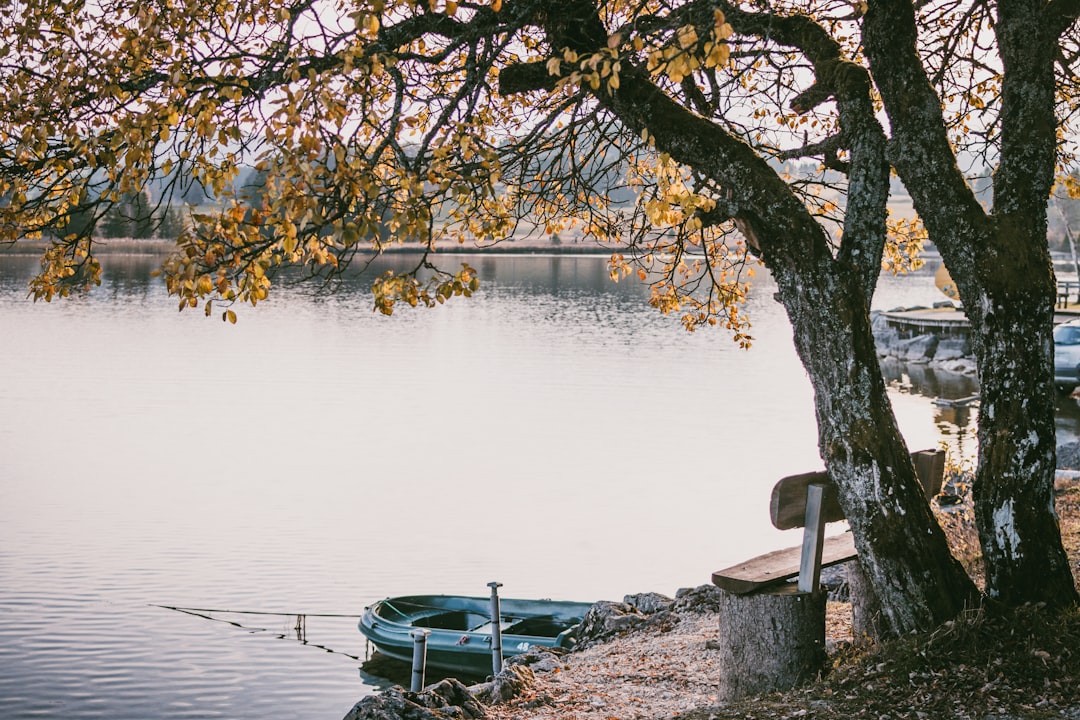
[847,560,891,643]
[716,584,826,701]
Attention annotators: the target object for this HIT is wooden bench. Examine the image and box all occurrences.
[712,448,945,596]
[709,448,946,701]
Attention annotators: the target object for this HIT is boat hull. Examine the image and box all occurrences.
[359,594,592,677]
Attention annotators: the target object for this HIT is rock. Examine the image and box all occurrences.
[623,592,673,614]
[573,601,646,647]
[503,645,565,674]
[469,665,535,706]
[672,585,722,613]
[870,310,978,376]
[936,358,978,375]
[342,679,486,720]
[819,565,849,602]
[871,312,901,351]
[1058,441,1080,470]
[934,337,971,361]
[895,334,938,363]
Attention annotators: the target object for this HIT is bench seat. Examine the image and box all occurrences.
[711,449,944,596]
[711,532,856,595]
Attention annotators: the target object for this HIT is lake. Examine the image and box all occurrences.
[0,249,1070,719]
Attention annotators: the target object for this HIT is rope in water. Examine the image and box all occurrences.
[152,604,366,661]
[152,604,363,618]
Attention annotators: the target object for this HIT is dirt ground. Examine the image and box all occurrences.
[482,472,1080,720]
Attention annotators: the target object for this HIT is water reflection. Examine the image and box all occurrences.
[1056,393,1080,446]
[880,359,981,462]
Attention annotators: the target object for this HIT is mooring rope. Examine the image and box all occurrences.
[152,604,363,618]
[152,604,365,661]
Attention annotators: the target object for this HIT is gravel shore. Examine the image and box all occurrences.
[483,600,857,720]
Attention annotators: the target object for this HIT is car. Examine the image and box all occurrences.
[1054,318,1080,393]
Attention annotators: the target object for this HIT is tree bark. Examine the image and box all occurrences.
[848,560,887,643]
[768,257,978,633]
[864,0,1079,608]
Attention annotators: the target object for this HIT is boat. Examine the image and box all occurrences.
[358,594,593,677]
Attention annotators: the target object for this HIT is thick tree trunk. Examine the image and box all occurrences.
[964,0,1080,609]
[968,247,1079,607]
[865,0,1079,609]
[769,260,979,634]
[848,560,886,643]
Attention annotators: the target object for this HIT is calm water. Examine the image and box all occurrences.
[0,250,1069,719]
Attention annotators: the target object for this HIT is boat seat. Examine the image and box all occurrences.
[412,610,491,632]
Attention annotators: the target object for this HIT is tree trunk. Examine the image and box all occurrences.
[715,585,826,700]
[847,560,886,643]
[770,260,979,633]
[864,0,1078,609]
[968,249,1079,607]
[962,0,1080,609]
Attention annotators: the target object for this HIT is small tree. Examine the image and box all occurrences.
[98,190,156,239]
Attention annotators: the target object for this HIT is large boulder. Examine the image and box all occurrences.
[895,334,939,363]
[871,311,900,350]
[1058,441,1080,471]
[934,337,971,361]
[623,591,673,614]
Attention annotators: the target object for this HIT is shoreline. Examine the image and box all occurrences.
[0,237,617,257]
[346,465,1080,720]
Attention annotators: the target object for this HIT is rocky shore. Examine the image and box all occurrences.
[871,308,978,376]
[343,451,1080,720]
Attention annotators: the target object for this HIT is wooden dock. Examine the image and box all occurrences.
[881,304,1080,340]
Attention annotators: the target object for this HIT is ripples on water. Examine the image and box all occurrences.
[0,250,1071,719]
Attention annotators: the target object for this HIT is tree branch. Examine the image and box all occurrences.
[863,0,991,288]
[708,1,887,295]
[1047,0,1080,35]
[498,61,558,95]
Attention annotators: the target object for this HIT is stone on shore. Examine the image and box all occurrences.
[342,678,486,720]
[470,665,536,707]
[871,310,977,375]
[572,600,648,648]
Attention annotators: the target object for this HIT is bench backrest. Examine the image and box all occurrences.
[769,449,946,531]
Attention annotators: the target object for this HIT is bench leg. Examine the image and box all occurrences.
[715,585,826,701]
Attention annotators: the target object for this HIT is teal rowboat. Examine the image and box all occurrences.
[358,594,592,677]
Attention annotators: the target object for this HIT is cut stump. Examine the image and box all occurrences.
[715,584,826,701]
